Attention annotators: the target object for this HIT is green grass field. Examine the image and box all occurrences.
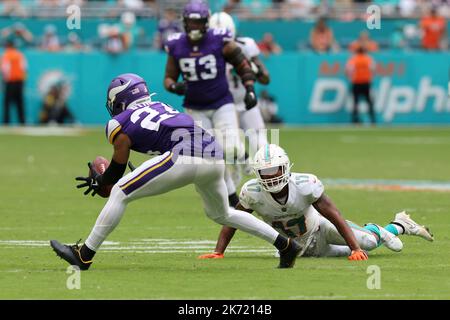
[1,126,449,300]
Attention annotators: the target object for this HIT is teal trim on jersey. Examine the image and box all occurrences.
[384,224,400,236]
[363,224,382,246]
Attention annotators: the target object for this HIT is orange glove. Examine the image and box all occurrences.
[197,252,224,259]
[348,249,368,261]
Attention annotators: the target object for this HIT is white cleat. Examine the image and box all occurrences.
[392,211,434,242]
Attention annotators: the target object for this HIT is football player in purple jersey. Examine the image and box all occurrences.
[163,0,257,208]
[50,73,302,269]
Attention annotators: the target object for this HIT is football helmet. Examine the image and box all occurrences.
[209,12,236,38]
[183,0,210,41]
[253,144,292,193]
[106,73,150,116]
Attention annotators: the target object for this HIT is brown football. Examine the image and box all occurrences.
[89,156,113,198]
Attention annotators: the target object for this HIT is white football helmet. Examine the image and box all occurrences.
[209,12,236,38]
[253,144,292,193]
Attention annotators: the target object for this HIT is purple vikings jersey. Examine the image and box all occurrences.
[105,101,220,158]
[165,28,234,110]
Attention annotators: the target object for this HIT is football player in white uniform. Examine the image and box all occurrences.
[209,12,270,184]
[199,144,434,260]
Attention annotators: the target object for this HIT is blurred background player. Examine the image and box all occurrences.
[163,0,258,208]
[1,39,27,125]
[50,73,302,270]
[199,144,434,260]
[209,11,271,185]
[39,79,75,125]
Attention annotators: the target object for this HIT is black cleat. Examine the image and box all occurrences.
[278,238,301,269]
[50,239,92,270]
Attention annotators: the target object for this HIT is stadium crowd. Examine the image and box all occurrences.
[0,0,447,52]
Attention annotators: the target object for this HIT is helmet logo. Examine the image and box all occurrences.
[108,80,131,104]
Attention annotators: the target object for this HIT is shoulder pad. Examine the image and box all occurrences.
[105,118,122,144]
[239,179,261,209]
[293,173,324,203]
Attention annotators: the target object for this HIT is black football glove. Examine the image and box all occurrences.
[75,162,101,197]
[169,82,186,96]
[244,85,257,110]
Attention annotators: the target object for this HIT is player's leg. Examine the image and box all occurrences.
[211,103,243,206]
[194,159,301,267]
[363,83,375,124]
[319,215,403,253]
[3,83,11,124]
[51,152,196,269]
[351,84,360,124]
[321,245,352,257]
[238,106,268,176]
[239,106,268,157]
[84,152,198,252]
[16,81,25,124]
[318,216,379,252]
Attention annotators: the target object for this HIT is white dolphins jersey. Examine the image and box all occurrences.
[227,37,260,112]
[239,173,324,248]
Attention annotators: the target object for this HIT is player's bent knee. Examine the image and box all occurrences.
[205,210,229,225]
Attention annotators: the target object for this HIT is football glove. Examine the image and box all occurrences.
[244,85,257,110]
[197,252,224,259]
[169,82,186,96]
[348,249,368,261]
[75,162,100,197]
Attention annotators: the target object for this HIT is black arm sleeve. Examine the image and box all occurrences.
[97,159,127,186]
[225,46,256,83]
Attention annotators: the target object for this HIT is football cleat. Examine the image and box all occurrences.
[278,238,301,268]
[365,223,403,252]
[392,211,434,242]
[50,239,92,270]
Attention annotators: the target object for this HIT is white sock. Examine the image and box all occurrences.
[85,186,128,251]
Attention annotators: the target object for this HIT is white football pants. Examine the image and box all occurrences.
[302,216,379,257]
[85,152,280,251]
[237,104,268,158]
[184,103,241,195]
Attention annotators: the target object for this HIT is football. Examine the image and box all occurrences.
[90,156,113,198]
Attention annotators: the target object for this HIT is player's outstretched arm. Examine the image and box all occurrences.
[223,41,257,110]
[198,202,254,259]
[312,194,368,261]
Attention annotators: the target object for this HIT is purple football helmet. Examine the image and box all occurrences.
[183,0,210,41]
[106,73,149,116]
